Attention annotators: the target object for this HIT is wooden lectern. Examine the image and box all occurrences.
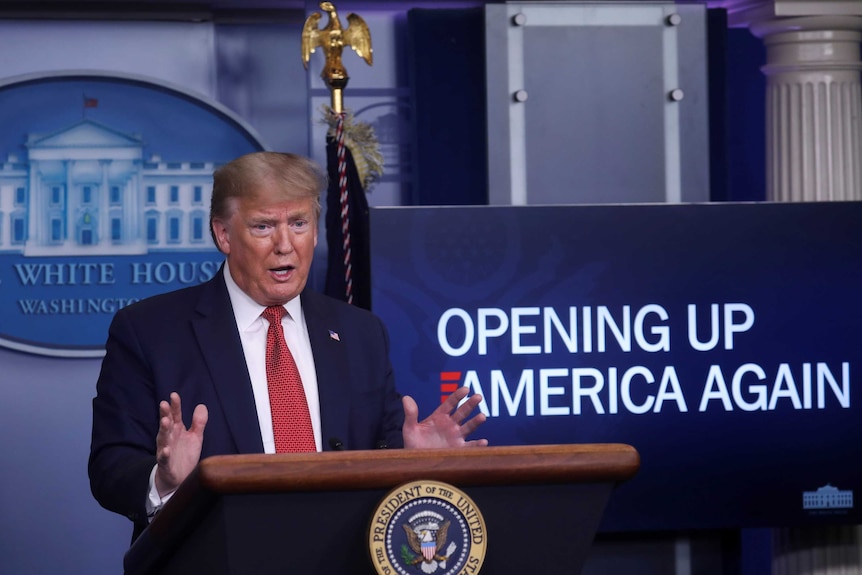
[125,444,639,575]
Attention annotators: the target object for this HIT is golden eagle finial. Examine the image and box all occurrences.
[302,1,373,113]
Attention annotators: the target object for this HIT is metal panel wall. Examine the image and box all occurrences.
[486,2,710,206]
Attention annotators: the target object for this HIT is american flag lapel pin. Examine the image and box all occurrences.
[329,330,340,342]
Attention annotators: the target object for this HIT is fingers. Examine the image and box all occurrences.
[449,392,486,444]
[190,404,209,435]
[438,389,486,437]
[431,387,484,424]
[464,438,489,447]
[161,392,208,427]
[156,401,172,463]
[434,388,483,426]
[450,393,483,424]
[437,386,469,414]
[157,444,171,465]
[459,411,486,437]
[158,398,171,422]
[158,392,209,447]
[157,401,173,449]
[402,395,419,425]
[169,391,183,422]
[158,393,183,441]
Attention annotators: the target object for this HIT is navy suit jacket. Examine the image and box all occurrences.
[88,267,404,539]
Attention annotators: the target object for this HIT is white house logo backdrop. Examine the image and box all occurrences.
[0,74,263,357]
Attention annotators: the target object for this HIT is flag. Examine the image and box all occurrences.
[325,131,372,310]
[83,96,98,108]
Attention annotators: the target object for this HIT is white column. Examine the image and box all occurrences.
[772,525,862,575]
[721,2,862,574]
[100,159,111,245]
[751,15,862,201]
[27,163,41,246]
[65,160,74,246]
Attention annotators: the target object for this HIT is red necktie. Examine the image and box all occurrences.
[262,306,316,453]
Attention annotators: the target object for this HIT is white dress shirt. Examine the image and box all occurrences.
[222,260,323,453]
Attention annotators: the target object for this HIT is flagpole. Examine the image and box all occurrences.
[334,113,352,303]
[302,1,374,306]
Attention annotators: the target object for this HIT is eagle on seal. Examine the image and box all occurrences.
[403,519,452,571]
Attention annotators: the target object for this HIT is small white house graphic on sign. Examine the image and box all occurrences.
[803,484,854,510]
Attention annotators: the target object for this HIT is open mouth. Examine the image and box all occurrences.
[271,266,295,278]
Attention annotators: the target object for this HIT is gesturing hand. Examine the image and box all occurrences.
[402,386,488,449]
[154,392,208,497]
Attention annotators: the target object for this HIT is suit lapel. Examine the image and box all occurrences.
[302,290,351,450]
[192,268,264,454]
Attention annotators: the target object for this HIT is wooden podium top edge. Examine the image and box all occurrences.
[197,443,640,493]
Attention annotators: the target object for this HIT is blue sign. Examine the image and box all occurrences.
[0,74,263,356]
[370,202,861,531]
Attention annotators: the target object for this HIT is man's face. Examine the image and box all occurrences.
[212,184,318,306]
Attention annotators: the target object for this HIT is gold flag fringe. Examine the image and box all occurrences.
[321,106,384,191]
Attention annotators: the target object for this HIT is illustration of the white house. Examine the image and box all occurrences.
[0,118,217,256]
[803,484,854,510]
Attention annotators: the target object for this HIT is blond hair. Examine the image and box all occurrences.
[209,151,326,246]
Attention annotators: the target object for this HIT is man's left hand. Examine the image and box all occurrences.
[402,386,488,449]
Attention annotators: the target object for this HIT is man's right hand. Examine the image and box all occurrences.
[154,392,208,497]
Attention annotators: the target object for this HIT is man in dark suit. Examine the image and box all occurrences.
[88,152,486,541]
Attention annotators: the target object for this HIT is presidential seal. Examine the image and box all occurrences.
[368,480,487,575]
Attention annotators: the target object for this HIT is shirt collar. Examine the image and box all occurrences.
[223,261,303,331]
